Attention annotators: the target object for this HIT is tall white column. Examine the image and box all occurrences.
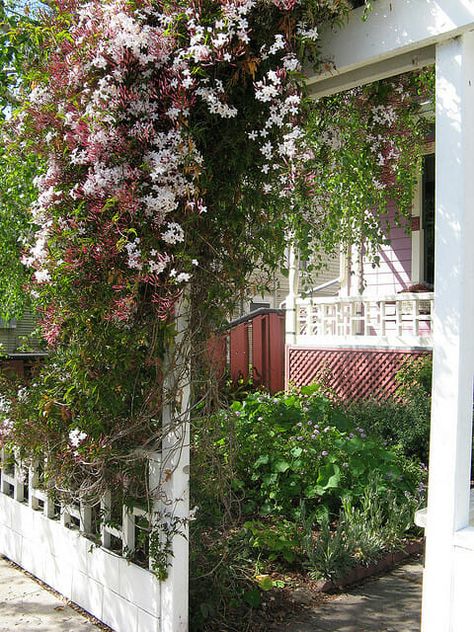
[158,294,190,632]
[422,33,474,632]
[285,242,298,345]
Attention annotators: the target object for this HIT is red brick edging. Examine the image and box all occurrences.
[314,539,424,592]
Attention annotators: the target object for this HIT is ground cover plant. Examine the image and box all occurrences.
[190,385,425,631]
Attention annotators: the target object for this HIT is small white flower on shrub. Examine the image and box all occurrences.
[69,429,87,448]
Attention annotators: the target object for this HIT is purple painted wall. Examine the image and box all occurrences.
[362,203,412,296]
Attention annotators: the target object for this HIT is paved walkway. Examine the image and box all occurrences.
[0,554,422,631]
[0,556,102,631]
[279,560,423,632]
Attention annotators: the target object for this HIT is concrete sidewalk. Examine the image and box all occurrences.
[0,553,423,632]
[278,560,423,632]
[0,556,103,631]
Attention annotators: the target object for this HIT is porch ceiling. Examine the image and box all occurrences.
[306,0,474,97]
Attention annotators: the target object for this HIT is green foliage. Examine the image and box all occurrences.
[0,0,50,320]
[296,70,434,275]
[303,514,354,583]
[302,477,422,582]
[0,145,39,320]
[222,387,422,518]
[0,318,170,498]
[396,354,432,397]
[343,355,432,462]
[242,519,300,564]
[190,519,261,631]
[190,387,425,629]
[149,514,188,581]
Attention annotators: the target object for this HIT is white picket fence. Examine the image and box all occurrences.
[0,299,190,632]
[0,447,188,632]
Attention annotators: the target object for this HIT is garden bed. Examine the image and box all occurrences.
[191,383,428,631]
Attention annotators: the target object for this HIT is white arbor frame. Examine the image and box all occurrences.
[307,2,474,630]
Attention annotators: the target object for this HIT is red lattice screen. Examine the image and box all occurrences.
[286,346,431,400]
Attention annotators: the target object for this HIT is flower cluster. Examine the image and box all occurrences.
[18,0,332,339]
[1,0,360,501]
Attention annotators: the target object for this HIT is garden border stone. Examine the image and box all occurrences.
[313,538,424,593]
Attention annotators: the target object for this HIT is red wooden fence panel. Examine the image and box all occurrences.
[229,323,250,384]
[251,315,265,385]
[250,312,285,393]
[225,309,285,393]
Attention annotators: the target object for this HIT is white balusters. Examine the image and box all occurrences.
[295,293,434,345]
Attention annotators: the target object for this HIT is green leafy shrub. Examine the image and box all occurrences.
[241,519,301,564]
[343,355,432,462]
[190,520,259,630]
[222,386,422,519]
[190,386,425,630]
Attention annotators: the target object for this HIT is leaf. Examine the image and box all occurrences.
[243,589,261,608]
[273,459,290,473]
[305,484,324,498]
[349,457,365,476]
[317,463,341,490]
[282,550,295,563]
[262,473,277,485]
[256,575,273,591]
[254,454,270,468]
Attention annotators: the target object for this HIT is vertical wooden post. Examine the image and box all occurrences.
[380,300,386,337]
[158,293,190,632]
[422,32,474,632]
[13,462,24,503]
[122,506,135,554]
[252,315,264,386]
[79,501,92,533]
[101,491,112,548]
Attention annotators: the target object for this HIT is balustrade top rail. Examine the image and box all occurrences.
[296,292,434,305]
[295,292,434,340]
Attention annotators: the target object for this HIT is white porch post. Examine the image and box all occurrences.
[285,242,298,344]
[422,33,474,632]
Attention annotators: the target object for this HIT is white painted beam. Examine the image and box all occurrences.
[307,0,474,96]
[307,45,434,98]
[421,32,474,632]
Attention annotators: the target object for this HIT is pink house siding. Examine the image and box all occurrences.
[363,204,412,296]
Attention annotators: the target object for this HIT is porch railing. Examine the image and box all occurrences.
[295,292,434,340]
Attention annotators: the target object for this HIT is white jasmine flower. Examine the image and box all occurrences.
[69,429,87,448]
[161,222,185,244]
